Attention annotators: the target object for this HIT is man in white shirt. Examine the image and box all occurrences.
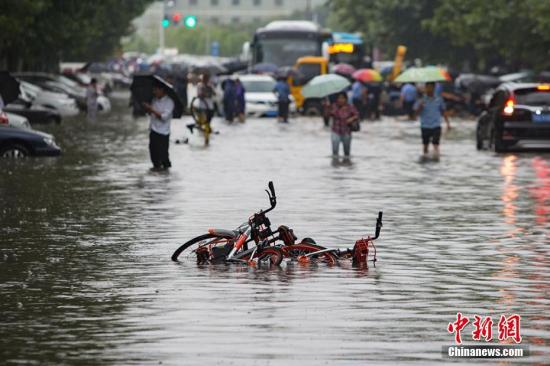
[142,83,175,170]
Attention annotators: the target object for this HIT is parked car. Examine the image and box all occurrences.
[0,125,61,157]
[216,74,296,118]
[15,72,111,113]
[477,83,550,152]
[3,112,31,129]
[19,81,79,117]
[4,99,61,124]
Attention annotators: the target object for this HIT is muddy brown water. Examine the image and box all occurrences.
[1,93,549,365]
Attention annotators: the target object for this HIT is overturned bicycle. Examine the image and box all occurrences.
[171,182,383,267]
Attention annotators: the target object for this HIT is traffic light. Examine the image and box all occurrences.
[172,12,182,26]
[184,15,197,29]
[162,15,170,28]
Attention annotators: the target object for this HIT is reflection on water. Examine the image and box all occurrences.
[1,93,549,365]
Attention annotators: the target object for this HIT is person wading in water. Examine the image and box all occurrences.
[142,81,175,170]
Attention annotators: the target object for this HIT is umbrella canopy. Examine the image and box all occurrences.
[130,74,184,118]
[191,63,227,76]
[252,63,278,74]
[353,68,383,83]
[302,74,351,99]
[394,67,451,83]
[0,71,21,105]
[455,74,501,94]
[275,66,302,80]
[333,63,356,76]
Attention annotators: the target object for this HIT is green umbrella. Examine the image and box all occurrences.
[302,74,351,99]
[394,67,451,83]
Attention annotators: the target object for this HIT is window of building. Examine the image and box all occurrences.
[253,0,262,5]
[232,16,240,23]
[232,0,240,5]
[189,0,197,5]
[211,0,219,5]
[210,16,219,24]
[274,0,283,6]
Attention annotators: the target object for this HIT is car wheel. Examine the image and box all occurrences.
[490,127,506,153]
[304,101,322,116]
[1,144,29,158]
[476,125,483,150]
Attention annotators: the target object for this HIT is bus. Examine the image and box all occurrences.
[327,32,365,68]
[250,21,330,68]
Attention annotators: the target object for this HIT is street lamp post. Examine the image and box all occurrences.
[159,0,166,55]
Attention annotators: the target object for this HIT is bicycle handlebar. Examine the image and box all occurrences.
[263,181,277,214]
[373,211,383,240]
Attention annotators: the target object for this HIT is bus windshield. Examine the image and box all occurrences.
[256,38,319,67]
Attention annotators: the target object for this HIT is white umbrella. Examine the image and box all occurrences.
[302,74,351,99]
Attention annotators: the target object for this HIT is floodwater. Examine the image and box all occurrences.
[1,93,549,365]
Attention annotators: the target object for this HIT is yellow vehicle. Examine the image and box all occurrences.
[288,56,329,115]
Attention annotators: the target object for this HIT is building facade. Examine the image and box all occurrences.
[134,0,326,32]
[171,0,326,24]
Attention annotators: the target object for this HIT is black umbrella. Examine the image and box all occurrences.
[191,63,227,76]
[456,74,501,94]
[0,71,21,105]
[130,73,184,118]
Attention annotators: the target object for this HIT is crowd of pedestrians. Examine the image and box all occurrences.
[139,74,451,171]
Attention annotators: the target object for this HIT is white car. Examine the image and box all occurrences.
[3,112,31,129]
[20,81,79,117]
[216,74,296,118]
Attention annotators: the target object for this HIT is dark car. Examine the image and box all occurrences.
[0,125,61,158]
[3,100,62,125]
[476,83,550,152]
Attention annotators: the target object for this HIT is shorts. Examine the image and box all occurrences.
[421,127,441,145]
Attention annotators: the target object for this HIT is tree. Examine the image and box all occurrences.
[0,0,153,71]
[328,0,550,72]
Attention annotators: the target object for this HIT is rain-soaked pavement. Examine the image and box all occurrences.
[1,92,549,365]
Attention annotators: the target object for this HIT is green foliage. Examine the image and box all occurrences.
[0,0,153,71]
[328,0,550,71]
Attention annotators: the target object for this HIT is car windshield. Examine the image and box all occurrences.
[241,80,276,93]
[256,38,319,67]
[515,89,550,106]
[297,63,322,84]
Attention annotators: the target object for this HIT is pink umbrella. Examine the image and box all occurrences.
[333,63,356,76]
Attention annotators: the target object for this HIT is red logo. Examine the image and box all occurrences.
[448,313,522,344]
[448,312,470,344]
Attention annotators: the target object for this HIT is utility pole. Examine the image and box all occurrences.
[159,0,166,55]
[306,0,312,21]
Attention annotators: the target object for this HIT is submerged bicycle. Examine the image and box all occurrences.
[171,182,383,267]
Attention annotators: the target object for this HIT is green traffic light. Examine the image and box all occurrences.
[162,18,170,28]
[184,15,197,28]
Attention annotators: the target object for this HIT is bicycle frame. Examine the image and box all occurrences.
[206,181,277,262]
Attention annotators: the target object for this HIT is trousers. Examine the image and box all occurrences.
[149,130,171,168]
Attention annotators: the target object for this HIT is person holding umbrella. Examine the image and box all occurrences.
[142,81,175,170]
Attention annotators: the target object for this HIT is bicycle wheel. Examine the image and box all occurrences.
[284,243,338,265]
[256,247,284,266]
[171,233,233,263]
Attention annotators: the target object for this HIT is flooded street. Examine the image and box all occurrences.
[1,93,549,365]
